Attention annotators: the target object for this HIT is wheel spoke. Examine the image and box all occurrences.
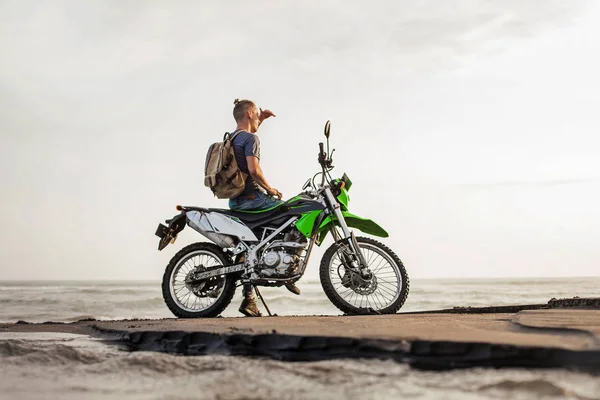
[376,284,398,298]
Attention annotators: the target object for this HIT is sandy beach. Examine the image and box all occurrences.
[3,297,600,399]
[3,299,599,372]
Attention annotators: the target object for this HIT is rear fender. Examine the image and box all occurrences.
[186,211,258,243]
[155,212,187,250]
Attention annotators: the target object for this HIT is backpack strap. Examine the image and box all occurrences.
[224,130,244,143]
[218,130,244,172]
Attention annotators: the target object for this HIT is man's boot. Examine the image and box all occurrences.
[239,284,262,317]
[285,282,301,295]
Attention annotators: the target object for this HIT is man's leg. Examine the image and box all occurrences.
[230,194,266,316]
[229,192,282,211]
[241,191,283,211]
[231,193,298,316]
[256,192,283,210]
[239,284,262,317]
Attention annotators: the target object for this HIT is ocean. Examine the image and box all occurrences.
[1,278,599,399]
[1,277,599,322]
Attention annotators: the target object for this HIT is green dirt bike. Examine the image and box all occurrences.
[155,121,409,317]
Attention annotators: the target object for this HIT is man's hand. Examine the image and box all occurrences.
[266,187,283,200]
[259,108,276,122]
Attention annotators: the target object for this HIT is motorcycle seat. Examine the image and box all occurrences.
[208,205,287,223]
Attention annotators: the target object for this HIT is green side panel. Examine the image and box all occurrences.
[295,210,322,237]
[337,188,350,211]
[319,211,388,238]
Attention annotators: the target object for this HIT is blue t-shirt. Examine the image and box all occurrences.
[231,130,263,196]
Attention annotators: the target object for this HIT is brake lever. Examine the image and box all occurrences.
[327,149,336,167]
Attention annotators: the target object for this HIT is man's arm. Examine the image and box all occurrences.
[258,108,275,128]
[247,156,282,199]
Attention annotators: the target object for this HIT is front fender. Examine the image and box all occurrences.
[319,211,388,240]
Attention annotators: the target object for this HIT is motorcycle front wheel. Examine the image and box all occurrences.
[320,236,409,315]
[162,242,237,318]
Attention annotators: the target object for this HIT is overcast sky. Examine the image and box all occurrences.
[1,0,599,280]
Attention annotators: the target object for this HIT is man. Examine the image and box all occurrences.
[229,98,283,211]
[228,98,300,317]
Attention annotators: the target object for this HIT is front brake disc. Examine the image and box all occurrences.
[351,274,378,295]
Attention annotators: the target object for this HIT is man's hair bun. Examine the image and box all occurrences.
[232,98,256,122]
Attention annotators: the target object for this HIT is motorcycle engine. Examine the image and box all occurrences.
[257,239,307,279]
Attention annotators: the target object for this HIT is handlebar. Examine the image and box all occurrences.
[318,142,326,165]
[318,141,334,171]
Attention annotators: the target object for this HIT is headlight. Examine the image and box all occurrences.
[342,173,352,191]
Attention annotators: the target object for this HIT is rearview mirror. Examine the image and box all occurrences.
[324,120,331,139]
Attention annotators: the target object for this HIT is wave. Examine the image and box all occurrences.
[0,298,63,305]
[76,288,153,295]
[2,339,598,400]
[1,338,230,376]
[63,315,99,322]
[5,341,598,399]
[118,297,165,309]
[477,379,593,399]
[91,352,230,376]
[1,341,107,366]
[0,287,155,295]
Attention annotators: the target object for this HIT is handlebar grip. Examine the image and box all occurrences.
[319,142,324,155]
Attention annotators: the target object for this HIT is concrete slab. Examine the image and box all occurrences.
[3,303,599,371]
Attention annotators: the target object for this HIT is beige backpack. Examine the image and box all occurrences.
[204,131,247,199]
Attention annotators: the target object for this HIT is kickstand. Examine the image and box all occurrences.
[253,286,273,317]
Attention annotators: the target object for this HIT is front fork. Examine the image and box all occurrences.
[323,187,371,278]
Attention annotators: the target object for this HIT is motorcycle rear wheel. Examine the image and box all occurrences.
[162,242,237,318]
[320,236,409,315]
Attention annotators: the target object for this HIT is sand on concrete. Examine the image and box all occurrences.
[2,309,599,351]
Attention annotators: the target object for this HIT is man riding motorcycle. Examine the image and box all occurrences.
[227,98,300,317]
[156,115,410,319]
